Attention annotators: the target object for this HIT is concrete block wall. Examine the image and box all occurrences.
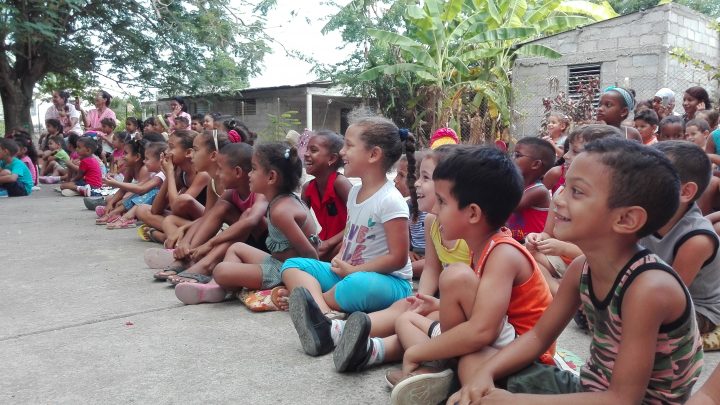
[512,3,720,136]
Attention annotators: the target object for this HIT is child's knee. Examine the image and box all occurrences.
[212,262,232,281]
[172,194,196,213]
[439,263,475,290]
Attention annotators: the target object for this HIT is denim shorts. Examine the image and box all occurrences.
[122,188,160,211]
[280,257,412,313]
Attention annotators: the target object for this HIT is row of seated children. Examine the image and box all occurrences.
[60,105,717,403]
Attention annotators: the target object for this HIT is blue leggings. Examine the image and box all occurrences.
[280,257,412,313]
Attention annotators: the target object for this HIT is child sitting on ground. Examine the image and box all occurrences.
[148,143,268,284]
[301,130,352,262]
[542,112,570,158]
[0,138,33,197]
[658,115,685,141]
[110,132,129,177]
[94,138,151,219]
[39,135,71,182]
[60,137,103,197]
[98,142,166,229]
[283,111,415,357]
[125,117,142,140]
[450,137,703,404]
[331,145,471,373]
[39,119,62,151]
[383,145,555,404]
[143,130,230,244]
[529,124,621,296]
[634,108,659,145]
[393,154,427,277]
[12,132,39,189]
[507,137,554,243]
[686,118,711,149]
[642,141,720,352]
[134,130,210,240]
[174,143,320,304]
[98,117,116,168]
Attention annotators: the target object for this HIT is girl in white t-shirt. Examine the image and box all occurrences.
[281,110,416,357]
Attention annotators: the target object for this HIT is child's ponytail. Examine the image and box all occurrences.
[399,128,419,222]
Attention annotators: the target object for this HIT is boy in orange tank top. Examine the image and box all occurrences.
[387,146,555,404]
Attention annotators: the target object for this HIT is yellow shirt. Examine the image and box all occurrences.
[430,216,471,268]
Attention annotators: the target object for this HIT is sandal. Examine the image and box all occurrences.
[702,325,720,351]
[138,225,163,243]
[168,272,213,285]
[175,282,227,305]
[153,265,186,281]
[106,217,137,229]
[237,286,289,312]
[144,248,176,269]
[96,213,120,225]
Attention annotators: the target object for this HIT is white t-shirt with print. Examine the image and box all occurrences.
[339,180,413,280]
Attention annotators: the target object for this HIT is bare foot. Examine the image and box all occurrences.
[271,287,289,311]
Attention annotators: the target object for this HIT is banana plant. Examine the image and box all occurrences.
[358,0,617,140]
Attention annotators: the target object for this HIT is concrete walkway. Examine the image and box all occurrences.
[1,186,717,404]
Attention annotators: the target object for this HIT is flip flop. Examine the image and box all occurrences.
[144,247,176,269]
[137,225,162,243]
[168,272,213,285]
[106,218,137,229]
[153,265,186,281]
[175,282,227,305]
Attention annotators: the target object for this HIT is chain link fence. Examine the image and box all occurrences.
[511,61,718,139]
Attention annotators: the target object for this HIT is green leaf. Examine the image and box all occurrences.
[367,28,424,49]
[487,0,502,25]
[406,5,425,20]
[525,0,561,24]
[448,12,489,42]
[535,16,593,33]
[514,43,563,59]
[467,27,538,43]
[447,56,471,77]
[459,47,503,63]
[556,1,619,20]
[358,63,436,82]
[442,0,464,22]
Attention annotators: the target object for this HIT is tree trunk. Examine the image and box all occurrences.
[0,79,35,136]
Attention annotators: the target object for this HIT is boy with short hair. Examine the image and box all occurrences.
[450,137,703,404]
[685,118,711,148]
[0,138,33,197]
[634,108,659,145]
[643,141,720,351]
[341,146,555,404]
[174,116,190,132]
[60,137,103,197]
[658,115,685,141]
[507,137,555,242]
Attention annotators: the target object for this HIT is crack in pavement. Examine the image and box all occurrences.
[0,304,185,342]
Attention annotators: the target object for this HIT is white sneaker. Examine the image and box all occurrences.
[81,185,92,197]
[61,189,80,197]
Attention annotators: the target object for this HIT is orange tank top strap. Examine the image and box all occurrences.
[473,228,557,365]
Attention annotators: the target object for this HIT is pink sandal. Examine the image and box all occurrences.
[144,248,176,269]
[96,214,119,225]
[106,218,137,229]
[175,282,227,305]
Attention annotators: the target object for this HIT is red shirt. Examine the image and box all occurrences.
[304,172,348,241]
[79,156,103,188]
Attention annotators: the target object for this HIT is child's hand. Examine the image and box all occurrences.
[102,176,118,187]
[446,372,496,405]
[330,257,354,277]
[189,242,212,262]
[165,228,185,249]
[160,152,174,173]
[535,237,563,256]
[401,346,422,376]
[524,232,545,251]
[406,293,439,315]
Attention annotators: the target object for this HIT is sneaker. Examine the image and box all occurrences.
[80,184,92,197]
[61,189,80,197]
[334,311,372,372]
[0,188,8,198]
[32,185,41,191]
[573,308,589,332]
[84,196,106,211]
[289,287,334,356]
[389,368,454,405]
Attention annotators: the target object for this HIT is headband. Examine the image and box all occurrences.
[156,115,169,130]
[212,129,219,151]
[604,86,635,111]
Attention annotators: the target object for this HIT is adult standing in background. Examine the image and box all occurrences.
[167,97,192,129]
[45,90,82,135]
[76,90,116,131]
[683,86,712,122]
[652,88,677,120]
